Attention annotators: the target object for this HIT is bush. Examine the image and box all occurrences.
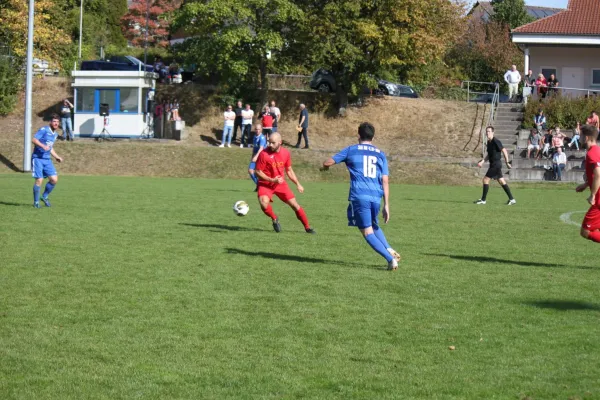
[524,96,600,129]
[0,58,22,116]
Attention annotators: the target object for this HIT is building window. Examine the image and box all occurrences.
[76,88,95,112]
[120,88,139,113]
[99,89,117,113]
[592,69,600,86]
[541,68,557,80]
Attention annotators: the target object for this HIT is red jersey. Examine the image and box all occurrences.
[586,144,600,205]
[256,147,291,187]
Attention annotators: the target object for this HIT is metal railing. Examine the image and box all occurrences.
[484,83,500,158]
[524,84,600,104]
[461,81,501,158]
[461,80,498,103]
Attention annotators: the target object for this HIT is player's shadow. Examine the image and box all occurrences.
[200,133,221,146]
[180,223,269,232]
[524,300,600,312]
[226,247,375,269]
[425,253,595,270]
[0,201,30,207]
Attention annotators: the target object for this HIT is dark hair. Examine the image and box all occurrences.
[358,122,375,141]
[538,109,543,114]
[486,126,495,132]
[50,113,60,121]
[581,124,598,141]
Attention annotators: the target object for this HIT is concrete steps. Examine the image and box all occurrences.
[510,168,584,182]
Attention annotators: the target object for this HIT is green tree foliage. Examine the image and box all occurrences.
[491,0,534,30]
[525,96,600,130]
[297,0,465,105]
[172,0,303,94]
[0,57,22,116]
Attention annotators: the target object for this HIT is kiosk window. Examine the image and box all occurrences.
[76,88,95,112]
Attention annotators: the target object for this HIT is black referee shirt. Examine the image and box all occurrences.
[487,137,503,167]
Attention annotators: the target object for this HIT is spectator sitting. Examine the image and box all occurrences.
[568,121,581,150]
[534,109,547,133]
[552,146,567,181]
[586,111,599,129]
[547,74,559,96]
[171,98,181,121]
[527,129,541,159]
[535,74,548,99]
[552,127,566,151]
[541,130,553,159]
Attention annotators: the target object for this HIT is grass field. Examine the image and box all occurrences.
[1,174,599,399]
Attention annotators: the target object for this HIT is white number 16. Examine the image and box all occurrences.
[363,156,377,178]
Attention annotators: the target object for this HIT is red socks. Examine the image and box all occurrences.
[295,207,310,230]
[262,204,277,220]
[588,230,600,243]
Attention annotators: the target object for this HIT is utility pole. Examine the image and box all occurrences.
[23,0,35,172]
[143,0,150,66]
[78,0,84,58]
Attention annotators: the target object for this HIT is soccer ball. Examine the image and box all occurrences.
[233,200,250,216]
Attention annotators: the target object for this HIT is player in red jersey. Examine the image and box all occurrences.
[255,132,315,234]
[575,124,600,243]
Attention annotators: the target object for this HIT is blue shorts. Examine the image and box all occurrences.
[31,158,57,179]
[347,200,380,229]
[249,161,256,170]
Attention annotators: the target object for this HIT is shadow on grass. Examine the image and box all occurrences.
[180,223,269,232]
[0,201,30,207]
[226,247,380,269]
[425,253,594,270]
[0,153,22,172]
[403,198,467,204]
[200,134,221,146]
[525,300,600,312]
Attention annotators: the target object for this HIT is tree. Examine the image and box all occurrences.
[122,0,181,48]
[297,0,465,106]
[491,0,534,30]
[172,0,303,93]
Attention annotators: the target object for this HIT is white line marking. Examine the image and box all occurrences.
[559,211,586,227]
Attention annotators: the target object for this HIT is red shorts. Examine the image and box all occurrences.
[258,183,295,202]
[582,205,600,231]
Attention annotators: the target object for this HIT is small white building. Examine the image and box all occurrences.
[512,0,600,97]
[72,70,156,138]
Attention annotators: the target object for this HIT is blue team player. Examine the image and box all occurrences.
[247,123,267,191]
[321,122,401,270]
[31,114,64,208]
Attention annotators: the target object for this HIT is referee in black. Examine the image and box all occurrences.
[475,126,516,205]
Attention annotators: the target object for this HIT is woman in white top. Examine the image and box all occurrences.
[220,105,236,147]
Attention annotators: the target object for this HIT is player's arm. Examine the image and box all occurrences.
[588,166,600,205]
[502,148,512,169]
[286,166,304,193]
[50,148,63,163]
[251,146,264,163]
[32,137,49,151]
[382,175,390,223]
[321,157,336,171]
[477,154,489,167]
[255,169,282,184]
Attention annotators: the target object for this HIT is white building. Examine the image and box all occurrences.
[72,70,156,138]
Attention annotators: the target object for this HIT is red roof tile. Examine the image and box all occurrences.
[513,0,600,35]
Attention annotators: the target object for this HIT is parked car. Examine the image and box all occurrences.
[309,69,418,98]
[81,56,154,72]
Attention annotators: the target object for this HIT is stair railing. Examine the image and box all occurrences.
[483,83,500,158]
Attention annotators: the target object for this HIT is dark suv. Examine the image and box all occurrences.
[309,69,418,98]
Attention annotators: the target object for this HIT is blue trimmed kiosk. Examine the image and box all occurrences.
[72,70,156,139]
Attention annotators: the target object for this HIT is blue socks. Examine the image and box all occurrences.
[373,226,391,249]
[250,172,258,184]
[364,233,393,262]
[33,185,41,203]
[43,183,55,198]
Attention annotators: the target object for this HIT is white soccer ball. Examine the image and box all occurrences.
[233,200,250,216]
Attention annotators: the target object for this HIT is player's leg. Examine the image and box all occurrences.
[349,201,396,268]
[258,190,280,232]
[475,176,491,204]
[370,202,401,262]
[281,190,314,233]
[41,174,58,207]
[581,207,600,243]
[498,177,515,205]
[31,158,44,207]
[248,161,258,186]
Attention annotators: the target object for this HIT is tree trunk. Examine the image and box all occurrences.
[335,84,349,114]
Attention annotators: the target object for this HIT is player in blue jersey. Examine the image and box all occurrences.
[31,114,64,208]
[248,123,267,191]
[321,122,401,270]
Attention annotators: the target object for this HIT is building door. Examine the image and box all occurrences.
[561,67,584,97]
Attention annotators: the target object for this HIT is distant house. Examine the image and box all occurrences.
[468,1,563,23]
[511,0,600,96]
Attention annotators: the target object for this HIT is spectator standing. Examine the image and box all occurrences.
[527,129,541,159]
[569,122,581,150]
[534,109,547,133]
[535,74,548,99]
[171,98,181,121]
[586,111,599,129]
[219,105,235,148]
[240,104,254,148]
[259,105,276,139]
[270,100,282,133]
[504,65,521,103]
[296,103,309,149]
[552,146,567,180]
[547,74,559,97]
[524,69,535,98]
[232,101,244,144]
[60,99,74,141]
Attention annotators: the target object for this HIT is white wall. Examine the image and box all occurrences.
[74,114,148,138]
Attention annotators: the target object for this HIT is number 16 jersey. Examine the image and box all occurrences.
[332,143,389,203]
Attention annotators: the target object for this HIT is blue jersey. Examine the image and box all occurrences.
[252,134,267,157]
[32,126,58,159]
[332,143,389,203]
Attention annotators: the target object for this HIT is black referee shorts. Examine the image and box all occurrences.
[485,165,503,179]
